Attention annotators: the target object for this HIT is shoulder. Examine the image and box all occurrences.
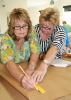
[0,33,14,46]
[0,33,9,40]
[2,33,12,41]
[29,26,39,37]
[35,24,40,28]
[54,25,64,32]
[53,25,66,38]
[34,24,40,33]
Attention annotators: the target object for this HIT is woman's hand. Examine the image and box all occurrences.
[21,63,48,89]
[31,62,48,83]
[21,68,35,89]
[21,75,36,90]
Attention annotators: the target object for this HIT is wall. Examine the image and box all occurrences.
[0,7,8,33]
[55,0,71,25]
[27,0,59,25]
[29,0,71,25]
[27,3,49,26]
[0,0,27,33]
[0,0,71,32]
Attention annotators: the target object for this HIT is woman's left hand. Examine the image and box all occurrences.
[31,63,48,83]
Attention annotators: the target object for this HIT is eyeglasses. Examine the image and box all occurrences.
[40,26,52,30]
[13,25,28,30]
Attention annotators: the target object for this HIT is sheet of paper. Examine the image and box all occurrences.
[51,59,71,67]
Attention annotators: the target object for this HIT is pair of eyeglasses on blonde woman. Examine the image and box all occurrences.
[40,24,54,30]
[13,25,28,30]
[41,26,52,30]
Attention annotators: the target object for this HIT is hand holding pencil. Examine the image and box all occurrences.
[19,65,35,89]
[19,65,46,94]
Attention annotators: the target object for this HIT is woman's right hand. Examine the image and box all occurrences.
[21,75,36,90]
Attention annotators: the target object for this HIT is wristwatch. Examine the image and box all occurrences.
[43,59,50,65]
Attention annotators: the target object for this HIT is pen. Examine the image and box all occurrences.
[18,65,46,94]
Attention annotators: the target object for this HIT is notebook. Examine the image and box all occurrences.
[51,59,71,67]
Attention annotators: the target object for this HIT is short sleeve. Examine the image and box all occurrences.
[29,29,41,54]
[0,34,14,64]
[51,26,66,52]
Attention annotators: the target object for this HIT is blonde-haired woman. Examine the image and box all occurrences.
[31,7,66,83]
[0,8,40,89]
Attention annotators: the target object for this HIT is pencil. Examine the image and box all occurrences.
[18,65,46,94]
[19,65,29,78]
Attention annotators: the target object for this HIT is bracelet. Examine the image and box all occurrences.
[42,59,50,65]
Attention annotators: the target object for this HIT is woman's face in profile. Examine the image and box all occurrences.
[40,18,54,35]
[13,19,28,39]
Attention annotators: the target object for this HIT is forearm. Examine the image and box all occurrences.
[43,46,58,67]
[28,53,39,69]
[6,61,24,82]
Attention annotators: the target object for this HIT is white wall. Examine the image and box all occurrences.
[0,7,8,33]
[27,0,60,25]
[0,0,71,32]
[27,4,49,26]
[28,0,71,25]
[0,0,27,33]
[55,0,71,25]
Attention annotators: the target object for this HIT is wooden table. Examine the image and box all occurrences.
[0,77,28,100]
[0,59,71,100]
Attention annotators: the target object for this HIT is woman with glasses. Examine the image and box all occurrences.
[0,8,40,89]
[31,7,66,84]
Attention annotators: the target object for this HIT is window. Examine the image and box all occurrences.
[63,5,71,12]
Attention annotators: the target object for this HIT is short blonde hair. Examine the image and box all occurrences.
[8,8,32,40]
[39,7,60,25]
